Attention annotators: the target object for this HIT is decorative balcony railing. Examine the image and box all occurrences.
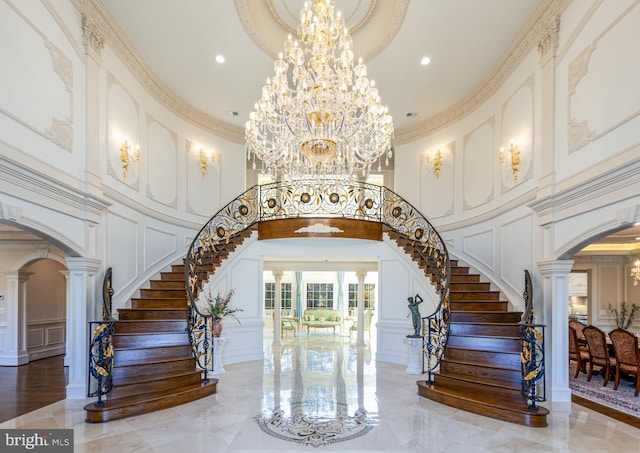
[87,267,115,405]
[519,269,546,409]
[185,181,450,377]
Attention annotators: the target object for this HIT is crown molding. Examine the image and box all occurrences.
[394,0,571,145]
[74,0,245,144]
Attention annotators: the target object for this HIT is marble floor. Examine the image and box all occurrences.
[2,334,640,452]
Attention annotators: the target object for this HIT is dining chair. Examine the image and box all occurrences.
[569,319,587,344]
[583,325,616,386]
[609,328,640,396]
[569,324,590,378]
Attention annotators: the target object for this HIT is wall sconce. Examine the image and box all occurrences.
[631,259,640,286]
[422,148,443,179]
[500,141,521,183]
[120,138,139,181]
[198,148,219,178]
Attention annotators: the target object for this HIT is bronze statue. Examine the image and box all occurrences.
[407,294,424,337]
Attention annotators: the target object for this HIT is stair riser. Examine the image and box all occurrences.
[115,320,187,334]
[118,309,187,320]
[450,275,481,283]
[416,383,547,428]
[450,267,470,275]
[85,382,217,423]
[150,280,185,289]
[450,283,491,291]
[434,375,524,402]
[140,289,187,298]
[449,323,520,337]
[447,335,521,352]
[450,292,500,301]
[113,333,189,348]
[131,299,186,309]
[160,272,184,281]
[450,302,508,311]
[114,344,192,365]
[450,312,522,323]
[109,372,202,399]
[113,359,195,381]
[445,347,521,369]
[440,361,521,385]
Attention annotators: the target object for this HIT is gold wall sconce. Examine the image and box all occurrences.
[120,138,139,181]
[631,259,640,286]
[500,141,521,183]
[198,148,219,178]
[422,148,443,179]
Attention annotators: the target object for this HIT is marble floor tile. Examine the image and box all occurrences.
[2,335,640,452]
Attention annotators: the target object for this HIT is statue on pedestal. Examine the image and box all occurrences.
[407,294,424,337]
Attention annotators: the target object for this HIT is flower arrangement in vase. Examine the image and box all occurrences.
[204,289,241,337]
[608,301,640,329]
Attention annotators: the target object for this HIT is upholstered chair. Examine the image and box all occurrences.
[569,325,590,378]
[609,328,640,396]
[583,325,616,386]
[569,319,587,344]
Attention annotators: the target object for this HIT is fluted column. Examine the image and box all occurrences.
[59,271,71,367]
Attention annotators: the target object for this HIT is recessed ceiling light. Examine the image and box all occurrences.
[406,112,418,117]
[215,54,225,64]
[227,111,238,116]
[420,56,431,66]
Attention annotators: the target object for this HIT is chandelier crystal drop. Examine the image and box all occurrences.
[245,0,394,184]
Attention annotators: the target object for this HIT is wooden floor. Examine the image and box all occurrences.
[0,355,68,423]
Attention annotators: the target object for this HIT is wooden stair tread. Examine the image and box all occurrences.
[113,369,200,387]
[449,333,519,340]
[115,355,192,368]
[441,357,520,372]
[417,381,548,427]
[84,380,217,423]
[445,345,520,354]
[437,370,521,391]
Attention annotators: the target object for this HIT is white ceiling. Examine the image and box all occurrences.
[100,0,541,134]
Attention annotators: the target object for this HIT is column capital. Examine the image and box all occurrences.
[356,271,368,280]
[64,257,101,274]
[271,270,284,279]
[537,259,574,276]
[3,271,34,282]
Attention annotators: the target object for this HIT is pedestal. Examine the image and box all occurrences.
[212,337,228,375]
[404,336,424,375]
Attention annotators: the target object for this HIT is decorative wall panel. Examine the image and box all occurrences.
[500,216,533,295]
[463,120,495,209]
[462,230,495,272]
[146,116,178,207]
[185,139,220,216]
[106,213,138,290]
[420,142,455,218]
[107,74,140,188]
[144,226,177,272]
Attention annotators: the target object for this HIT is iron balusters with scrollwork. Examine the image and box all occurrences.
[87,268,116,404]
[519,270,546,409]
[184,181,451,383]
[87,320,114,406]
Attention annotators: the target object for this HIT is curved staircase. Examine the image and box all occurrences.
[84,230,253,423]
[388,230,548,427]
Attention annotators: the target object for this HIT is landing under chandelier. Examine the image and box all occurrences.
[245,0,394,184]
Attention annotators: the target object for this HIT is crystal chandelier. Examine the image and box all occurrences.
[631,259,640,286]
[245,0,394,184]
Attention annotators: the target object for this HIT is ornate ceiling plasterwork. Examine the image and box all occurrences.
[234,0,407,61]
[77,0,568,146]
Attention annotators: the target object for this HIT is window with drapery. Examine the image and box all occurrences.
[306,283,334,309]
[348,283,376,310]
[264,282,292,310]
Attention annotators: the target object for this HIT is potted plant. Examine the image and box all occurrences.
[204,289,241,337]
[608,301,640,329]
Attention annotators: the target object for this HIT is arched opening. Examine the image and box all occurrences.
[0,224,70,422]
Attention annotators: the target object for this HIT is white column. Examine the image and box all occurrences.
[356,271,367,346]
[538,259,574,402]
[65,257,101,399]
[60,271,71,367]
[273,270,283,346]
[0,271,32,365]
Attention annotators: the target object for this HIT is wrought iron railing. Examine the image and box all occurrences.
[87,267,115,404]
[184,181,450,378]
[519,269,546,409]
